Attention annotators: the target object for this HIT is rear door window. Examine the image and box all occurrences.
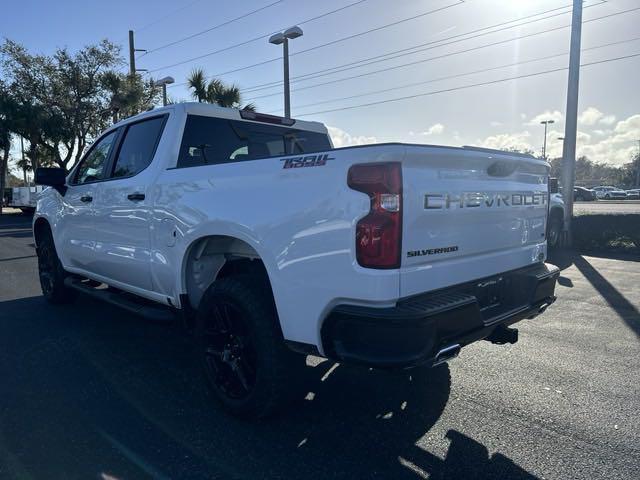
[177,115,332,168]
[112,116,166,178]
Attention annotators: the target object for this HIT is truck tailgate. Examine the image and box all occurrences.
[400,145,549,298]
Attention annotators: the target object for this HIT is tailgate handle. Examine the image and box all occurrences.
[127,193,145,201]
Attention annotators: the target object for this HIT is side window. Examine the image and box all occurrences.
[112,116,166,178]
[178,115,241,168]
[74,131,118,185]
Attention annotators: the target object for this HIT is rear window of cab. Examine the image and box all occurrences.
[177,114,332,168]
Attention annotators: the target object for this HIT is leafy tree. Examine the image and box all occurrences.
[0,39,160,174]
[102,71,160,123]
[548,154,639,188]
[187,68,256,111]
[0,86,10,213]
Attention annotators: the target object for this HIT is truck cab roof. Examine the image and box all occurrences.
[113,102,329,135]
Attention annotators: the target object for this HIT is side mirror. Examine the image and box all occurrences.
[35,167,67,194]
[548,178,559,194]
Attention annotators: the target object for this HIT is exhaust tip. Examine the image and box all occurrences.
[433,344,461,366]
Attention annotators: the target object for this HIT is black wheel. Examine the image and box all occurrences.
[37,229,76,304]
[195,275,304,419]
[547,213,562,249]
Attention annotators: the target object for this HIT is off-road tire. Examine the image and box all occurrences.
[37,229,77,304]
[195,275,304,419]
[547,212,562,249]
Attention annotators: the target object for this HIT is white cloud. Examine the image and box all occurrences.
[327,126,376,148]
[490,121,503,127]
[480,131,533,152]
[422,123,445,136]
[525,110,564,126]
[599,114,616,125]
[613,114,640,136]
[477,113,640,165]
[577,131,592,143]
[577,114,640,165]
[578,107,603,126]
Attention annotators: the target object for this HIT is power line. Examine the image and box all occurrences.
[244,1,633,94]
[244,6,640,102]
[169,0,584,89]
[169,0,580,89]
[213,1,579,85]
[269,36,640,113]
[272,1,465,60]
[112,0,206,44]
[142,0,284,56]
[246,24,573,100]
[147,0,373,73]
[294,52,640,117]
[135,0,206,33]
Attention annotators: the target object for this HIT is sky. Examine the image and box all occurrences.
[2,0,640,166]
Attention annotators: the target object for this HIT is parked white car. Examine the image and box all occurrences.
[33,103,559,418]
[625,189,640,200]
[592,186,628,200]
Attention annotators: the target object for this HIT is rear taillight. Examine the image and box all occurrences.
[348,162,402,269]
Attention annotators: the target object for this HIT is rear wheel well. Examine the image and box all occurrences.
[183,236,272,311]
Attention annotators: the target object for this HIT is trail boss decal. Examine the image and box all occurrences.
[281,154,334,169]
[407,246,459,258]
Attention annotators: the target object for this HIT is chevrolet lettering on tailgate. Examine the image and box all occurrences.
[424,191,548,209]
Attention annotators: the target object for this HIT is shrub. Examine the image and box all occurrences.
[572,214,640,252]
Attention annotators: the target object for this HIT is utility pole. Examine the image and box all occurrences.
[560,0,583,246]
[128,30,147,76]
[128,30,136,76]
[634,139,640,187]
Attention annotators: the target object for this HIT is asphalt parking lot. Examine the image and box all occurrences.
[0,211,639,479]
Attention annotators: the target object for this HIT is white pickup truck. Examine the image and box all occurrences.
[34,103,558,418]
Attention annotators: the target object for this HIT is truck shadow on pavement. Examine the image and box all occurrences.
[0,294,538,479]
[549,249,639,339]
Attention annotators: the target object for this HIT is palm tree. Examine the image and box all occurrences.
[187,68,255,111]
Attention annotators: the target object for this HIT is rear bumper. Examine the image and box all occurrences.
[321,262,559,368]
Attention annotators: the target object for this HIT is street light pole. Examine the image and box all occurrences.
[283,37,290,119]
[560,0,583,246]
[540,120,555,159]
[269,26,303,119]
[153,76,175,106]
